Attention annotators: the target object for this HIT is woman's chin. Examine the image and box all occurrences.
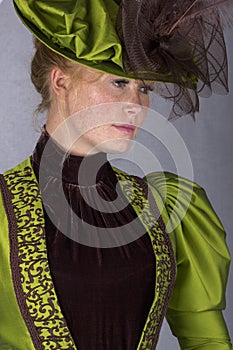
[96,138,133,154]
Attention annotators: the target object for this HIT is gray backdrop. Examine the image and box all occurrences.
[0,1,232,348]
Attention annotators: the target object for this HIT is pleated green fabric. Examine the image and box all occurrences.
[145,171,232,349]
[13,0,129,77]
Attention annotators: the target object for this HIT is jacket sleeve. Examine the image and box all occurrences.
[144,171,232,350]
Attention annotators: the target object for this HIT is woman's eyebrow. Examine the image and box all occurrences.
[115,78,130,83]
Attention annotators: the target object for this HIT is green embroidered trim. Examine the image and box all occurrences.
[3,159,77,350]
[114,168,176,350]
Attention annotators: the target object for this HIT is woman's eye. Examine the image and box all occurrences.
[112,79,154,94]
[112,79,129,88]
[139,85,154,95]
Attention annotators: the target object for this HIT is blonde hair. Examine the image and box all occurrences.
[31,38,81,114]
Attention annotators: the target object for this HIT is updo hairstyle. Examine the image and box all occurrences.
[31,38,79,114]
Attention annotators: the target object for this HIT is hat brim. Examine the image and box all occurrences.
[13,2,138,79]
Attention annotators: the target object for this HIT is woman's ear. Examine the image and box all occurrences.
[50,67,70,97]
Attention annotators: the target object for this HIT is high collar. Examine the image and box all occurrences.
[31,127,118,187]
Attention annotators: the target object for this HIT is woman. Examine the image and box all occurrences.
[0,1,232,349]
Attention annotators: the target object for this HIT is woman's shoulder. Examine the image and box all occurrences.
[0,157,37,200]
[144,170,202,195]
[143,171,211,223]
[113,168,206,218]
[1,157,32,176]
[144,171,228,241]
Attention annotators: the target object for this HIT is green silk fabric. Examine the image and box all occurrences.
[145,172,232,349]
[13,0,129,77]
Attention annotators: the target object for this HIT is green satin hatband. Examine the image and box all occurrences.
[13,0,131,77]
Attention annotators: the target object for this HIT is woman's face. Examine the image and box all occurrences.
[49,66,153,155]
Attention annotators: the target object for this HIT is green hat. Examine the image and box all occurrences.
[13,0,128,77]
[13,0,233,119]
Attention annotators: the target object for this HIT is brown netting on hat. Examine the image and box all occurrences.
[116,0,233,119]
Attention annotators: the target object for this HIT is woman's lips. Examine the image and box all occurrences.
[112,124,136,135]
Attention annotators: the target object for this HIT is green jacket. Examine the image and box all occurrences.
[0,158,231,350]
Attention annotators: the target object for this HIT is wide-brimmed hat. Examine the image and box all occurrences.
[13,0,233,119]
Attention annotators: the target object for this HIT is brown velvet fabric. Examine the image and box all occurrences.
[31,129,156,350]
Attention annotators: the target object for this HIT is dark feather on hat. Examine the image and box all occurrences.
[116,0,233,119]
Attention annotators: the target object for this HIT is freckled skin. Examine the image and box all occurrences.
[46,66,153,155]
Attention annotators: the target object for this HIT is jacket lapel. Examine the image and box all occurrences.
[114,168,176,349]
[2,158,77,350]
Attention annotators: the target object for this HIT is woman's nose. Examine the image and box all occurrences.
[122,102,143,116]
[122,90,143,115]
